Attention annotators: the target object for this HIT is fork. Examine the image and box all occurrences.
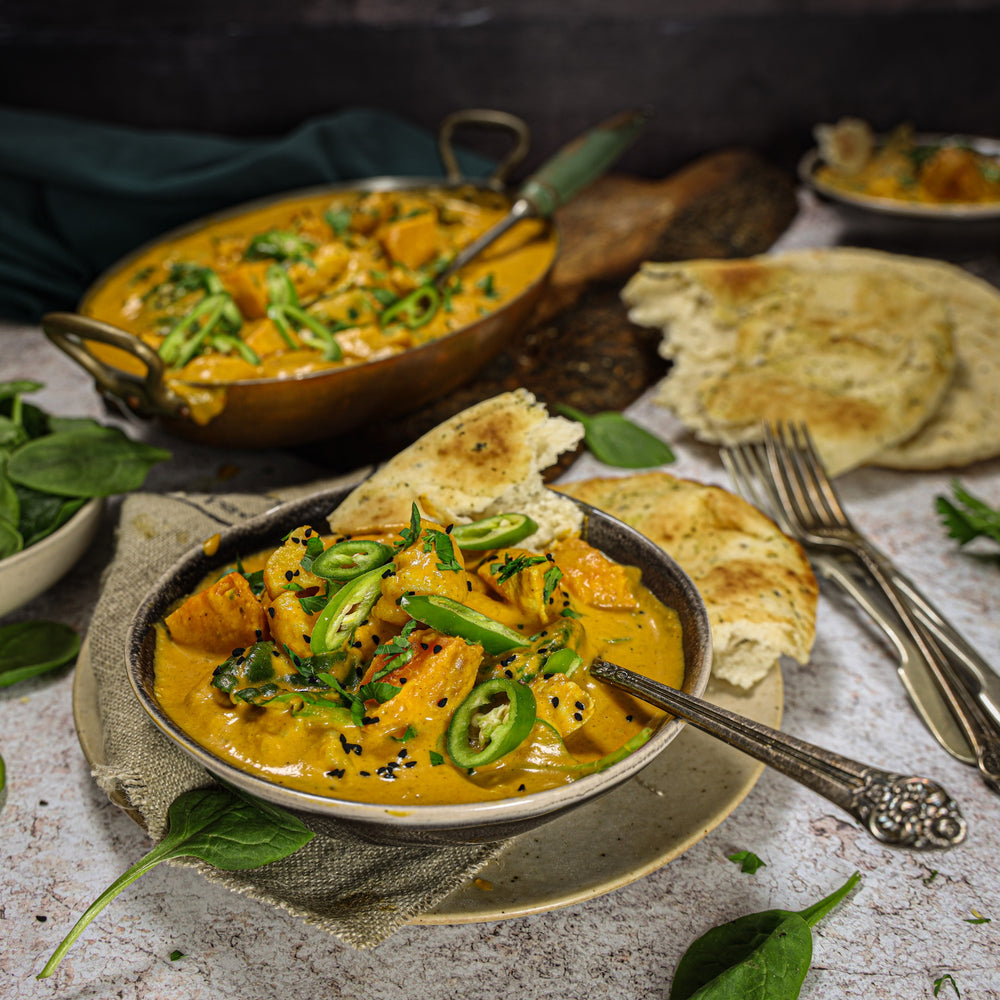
[723,422,1000,795]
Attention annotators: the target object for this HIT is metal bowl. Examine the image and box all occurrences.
[125,486,713,846]
[42,112,556,449]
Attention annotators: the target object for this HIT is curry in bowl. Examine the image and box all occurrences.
[82,185,556,423]
[151,505,685,806]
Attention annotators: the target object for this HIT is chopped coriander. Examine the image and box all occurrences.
[934,973,961,997]
[936,480,1000,550]
[429,751,445,766]
[727,849,767,874]
[964,909,991,924]
[169,950,185,961]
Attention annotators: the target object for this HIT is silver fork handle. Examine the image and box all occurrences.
[592,659,967,851]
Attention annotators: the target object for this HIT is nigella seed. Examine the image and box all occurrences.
[499,655,515,666]
[362,715,380,725]
[352,640,363,648]
[466,580,472,591]
[267,606,276,618]
[551,696,560,708]
[326,768,345,779]
[574,701,585,711]
[437,698,448,707]
[303,634,311,644]
[291,536,300,544]
[446,524,454,533]
[284,570,294,581]
[404,760,417,768]
[421,643,429,650]
[433,644,442,654]
[398,749,408,759]
[254,629,262,640]
[518,784,526,792]
[573,712,583,722]
[545,553,554,562]
[360,771,371,777]
[231,647,245,657]
[626,715,633,722]
[504,670,513,678]
[339,733,363,756]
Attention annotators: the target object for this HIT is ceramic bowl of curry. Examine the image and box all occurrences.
[125,487,712,846]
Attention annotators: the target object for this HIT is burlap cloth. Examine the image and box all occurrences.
[86,477,508,949]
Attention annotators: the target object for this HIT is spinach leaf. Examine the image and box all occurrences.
[37,784,314,979]
[0,621,80,687]
[0,514,21,559]
[14,486,86,547]
[7,428,171,498]
[669,872,860,1000]
[555,404,675,468]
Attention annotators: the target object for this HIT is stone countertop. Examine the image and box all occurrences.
[3,198,1000,999]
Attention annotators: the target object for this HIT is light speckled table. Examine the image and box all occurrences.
[3,200,1000,999]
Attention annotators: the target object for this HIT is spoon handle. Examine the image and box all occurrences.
[591,658,967,851]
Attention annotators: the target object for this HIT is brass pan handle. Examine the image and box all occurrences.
[437,109,531,188]
[42,312,188,419]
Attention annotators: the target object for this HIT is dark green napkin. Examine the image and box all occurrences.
[0,105,492,322]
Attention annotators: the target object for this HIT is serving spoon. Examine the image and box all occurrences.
[380,108,647,326]
[591,658,967,851]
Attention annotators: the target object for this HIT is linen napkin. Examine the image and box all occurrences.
[0,105,492,322]
[87,482,507,949]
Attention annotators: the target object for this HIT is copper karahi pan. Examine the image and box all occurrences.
[43,110,644,448]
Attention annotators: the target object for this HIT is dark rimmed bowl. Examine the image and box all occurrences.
[126,487,712,846]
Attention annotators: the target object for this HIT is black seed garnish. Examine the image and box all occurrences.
[573,712,583,722]
[326,768,345,779]
[284,570,294,581]
[433,644,442,654]
[339,733,362,756]
[575,701,585,711]
[437,698,448,707]
[551,696,560,708]
[267,606,276,618]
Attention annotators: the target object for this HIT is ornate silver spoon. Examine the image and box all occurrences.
[592,658,967,851]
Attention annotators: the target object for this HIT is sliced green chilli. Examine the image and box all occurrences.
[446,677,537,767]
[450,513,538,551]
[542,647,582,677]
[310,567,384,655]
[380,284,440,329]
[399,593,527,655]
[311,539,393,581]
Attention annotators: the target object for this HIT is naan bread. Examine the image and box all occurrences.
[329,389,584,548]
[853,250,1000,469]
[557,472,817,688]
[622,249,957,475]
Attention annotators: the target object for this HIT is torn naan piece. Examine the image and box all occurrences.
[557,472,817,688]
[329,388,585,549]
[622,248,957,476]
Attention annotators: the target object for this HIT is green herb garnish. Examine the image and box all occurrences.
[727,850,767,874]
[669,872,860,1000]
[555,404,675,468]
[491,552,548,584]
[934,973,961,997]
[936,480,1000,549]
[37,785,313,979]
[429,751,445,766]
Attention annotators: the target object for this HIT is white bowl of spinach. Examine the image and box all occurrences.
[0,380,170,618]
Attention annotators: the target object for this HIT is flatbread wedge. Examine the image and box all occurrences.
[557,472,817,688]
[329,388,584,548]
[622,248,957,475]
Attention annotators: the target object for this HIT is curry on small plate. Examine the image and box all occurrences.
[800,117,1000,219]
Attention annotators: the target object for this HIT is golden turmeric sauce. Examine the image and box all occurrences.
[152,518,685,806]
[83,186,557,413]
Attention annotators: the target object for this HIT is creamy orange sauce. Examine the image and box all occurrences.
[152,519,685,806]
[84,186,557,401]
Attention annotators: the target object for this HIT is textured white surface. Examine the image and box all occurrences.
[3,202,1000,998]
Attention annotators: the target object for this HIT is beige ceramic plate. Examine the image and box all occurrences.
[73,637,782,923]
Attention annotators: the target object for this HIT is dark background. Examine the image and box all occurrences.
[1,0,995,177]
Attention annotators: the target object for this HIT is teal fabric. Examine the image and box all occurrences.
[0,106,492,322]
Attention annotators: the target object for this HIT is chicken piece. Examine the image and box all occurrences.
[262,525,329,600]
[165,571,268,655]
[379,212,439,270]
[242,317,296,359]
[222,261,271,319]
[531,674,595,739]
[287,242,350,301]
[361,629,482,733]
[921,146,992,202]
[266,590,323,661]
[176,353,259,383]
[548,537,640,611]
[477,547,565,625]
[374,524,469,627]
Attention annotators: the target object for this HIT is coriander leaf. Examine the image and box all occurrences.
[728,850,767,874]
[669,872,860,1000]
[0,621,80,687]
[429,751,444,766]
[555,403,675,468]
[936,481,1000,548]
[37,785,313,979]
[169,950,185,961]
[934,973,961,997]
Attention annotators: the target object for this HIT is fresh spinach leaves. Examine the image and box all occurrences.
[669,872,860,1000]
[555,404,675,468]
[0,621,80,687]
[0,381,170,559]
[37,784,314,979]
